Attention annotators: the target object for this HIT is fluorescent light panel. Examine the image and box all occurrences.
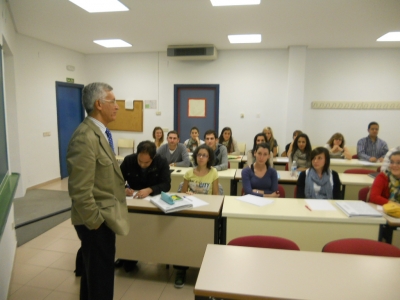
[211,0,260,6]
[377,32,400,42]
[94,39,132,48]
[69,0,129,13]
[228,34,261,44]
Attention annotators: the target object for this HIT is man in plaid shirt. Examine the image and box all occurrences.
[357,122,388,162]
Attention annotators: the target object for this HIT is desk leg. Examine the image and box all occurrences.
[220,217,227,245]
[379,224,394,244]
[230,179,237,196]
[341,185,346,200]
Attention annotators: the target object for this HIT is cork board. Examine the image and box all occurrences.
[108,100,143,132]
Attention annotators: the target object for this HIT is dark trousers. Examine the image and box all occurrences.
[75,223,116,300]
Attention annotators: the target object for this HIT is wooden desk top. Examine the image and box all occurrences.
[170,166,237,179]
[126,194,224,217]
[222,196,385,224]
[195,244,400,300]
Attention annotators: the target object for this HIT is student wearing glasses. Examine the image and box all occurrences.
[325,132,352,160]
[369,151,400,205]
[175,144,219,289]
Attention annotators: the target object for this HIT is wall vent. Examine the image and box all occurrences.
[167,45,217,60]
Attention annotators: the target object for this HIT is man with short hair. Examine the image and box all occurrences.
[357,122,388,162]
[381,146,400,173]
[67,82,129,300]
[157,130,190,167]
[204,129,228,171]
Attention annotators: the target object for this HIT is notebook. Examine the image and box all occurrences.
[150,193,192,213]
[335,201,382,217]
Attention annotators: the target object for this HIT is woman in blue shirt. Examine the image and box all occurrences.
[242,143,279,197]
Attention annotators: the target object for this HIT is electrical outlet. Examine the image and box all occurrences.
[156,111,161,115]
[43,132,51,137]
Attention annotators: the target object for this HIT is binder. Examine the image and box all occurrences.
[335,201,382,217]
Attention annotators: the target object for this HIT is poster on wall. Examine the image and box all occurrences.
[188,98,206,118]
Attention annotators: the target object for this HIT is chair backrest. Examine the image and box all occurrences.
[293,186,297,198]
[344,168,375,175]
[322,238,400,257]
[117,139,135,155]
[377,166,381,172]
[238,142,246,155]
[285,163,289,171]
[228,235,300,251]
[352,154,358,159]
[277,184,285,198]
[358,187,370,202]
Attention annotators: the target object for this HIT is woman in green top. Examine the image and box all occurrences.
[181,144,219,195]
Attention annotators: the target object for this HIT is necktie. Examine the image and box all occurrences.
[105,128,114,153]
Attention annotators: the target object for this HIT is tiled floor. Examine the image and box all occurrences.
[9,178,200,299]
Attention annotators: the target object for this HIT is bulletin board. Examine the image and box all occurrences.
[108,100,143,132]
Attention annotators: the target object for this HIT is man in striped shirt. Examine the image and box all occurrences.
[357,122,388,162]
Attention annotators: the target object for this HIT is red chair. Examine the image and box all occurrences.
[228,235,300,251]
[358,187,370,202]
[293,186,297,198]
[285,163,289,171]
[344,168,375,175]
[352,154,358,159]
[241,184,286,198]
[377,166,381,172]
[322,238,400,257]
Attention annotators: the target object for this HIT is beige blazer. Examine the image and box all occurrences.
[67,117,129,236]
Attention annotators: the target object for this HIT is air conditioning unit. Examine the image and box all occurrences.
[167,45,217,61]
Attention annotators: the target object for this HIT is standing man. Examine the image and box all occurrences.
[157,130,190,167]
[204,129,228,171]
[357,122,388,162]
[67,82,129,300]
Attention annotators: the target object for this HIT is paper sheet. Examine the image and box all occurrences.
[125,99,134,110]
[182,195,209,208]
[305,199,336,211]
[236,195,274,207]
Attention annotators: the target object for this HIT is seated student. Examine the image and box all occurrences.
[204,129,228,171]
[288,133,312,171]
[218,127,240,155]
[152,126,166,149]
[246,133,273,168]
[357,121,388,162]
[262,126,278,157]
[118,141,171,271]
[157,130,190,167]
[381,146,400,173]
[369,150,400,205]
[242,143,279,197]
[175,144,219,288]
[325,132,352,160]
[183,126,204,152]
[297,147,342,199]
[282,130,302,157]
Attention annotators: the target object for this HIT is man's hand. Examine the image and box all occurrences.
[369,157,378,162]
[134,188,152,199]
[125,188,135,196]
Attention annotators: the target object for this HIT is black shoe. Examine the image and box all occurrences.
[174,270,186,288]
[123,260,138,272]
[114,259,124,268]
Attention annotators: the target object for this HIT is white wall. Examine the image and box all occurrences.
[14,35,86,189]
[304,49,400,149]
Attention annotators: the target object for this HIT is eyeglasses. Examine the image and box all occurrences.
[101,99,117,105]
[389,161,400,166]
[197,154,209,158]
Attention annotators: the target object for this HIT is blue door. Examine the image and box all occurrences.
[174,84,219,142]
[56,82,84,178]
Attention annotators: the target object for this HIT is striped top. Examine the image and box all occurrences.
[357,136,388,161]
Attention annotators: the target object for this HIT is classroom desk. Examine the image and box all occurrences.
[169,167,236,195]
[272,157,382,173]
[369,203,400,244]
[194,244,400,300]
[339,173,374,200]
[222,197,385,251]
[115,194,224,267]
[228,155,243,169]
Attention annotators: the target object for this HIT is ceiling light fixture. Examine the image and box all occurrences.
[94,39,132,48]
[228,34,262,44]
[69,0,129,13]
[210,0,260,6]
[377,32,400,42]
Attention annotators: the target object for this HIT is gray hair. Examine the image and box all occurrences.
[82,82,113,114]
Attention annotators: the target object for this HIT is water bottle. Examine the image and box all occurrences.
[291,161,297,177]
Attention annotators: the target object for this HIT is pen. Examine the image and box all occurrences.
[305,205,312,212]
